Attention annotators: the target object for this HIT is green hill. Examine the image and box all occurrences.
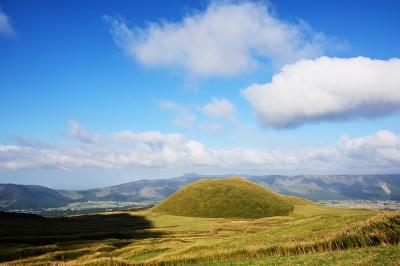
[151,177,295,218]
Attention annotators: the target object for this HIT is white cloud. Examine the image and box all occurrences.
[243,57,400,128]
[105,1,325,76]
[113,130,183,145]
[0,7,14,36]
[0,145,102,170]
[338,130,400,165]
[202,98,236,122]
[1,125,399,174]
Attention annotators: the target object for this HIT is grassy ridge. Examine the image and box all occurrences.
[151,178,295,218]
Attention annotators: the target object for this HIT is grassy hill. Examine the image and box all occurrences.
[151,177,295,218]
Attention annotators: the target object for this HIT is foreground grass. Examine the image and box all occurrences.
[201,244,400,265]
[1,204,399,265]
[128,212,400,265]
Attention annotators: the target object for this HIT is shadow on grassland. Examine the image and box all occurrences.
[0,211,161,245]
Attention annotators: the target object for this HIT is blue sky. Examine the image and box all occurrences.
[0,0,400,189]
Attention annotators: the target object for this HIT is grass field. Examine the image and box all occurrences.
[0,203,399,265]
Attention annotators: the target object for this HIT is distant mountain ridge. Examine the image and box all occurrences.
[1,174,399,210]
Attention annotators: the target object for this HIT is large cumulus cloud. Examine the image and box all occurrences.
[104,1,325,77]
[243,56,400,128]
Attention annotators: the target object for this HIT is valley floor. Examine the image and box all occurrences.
[0,203,399,265]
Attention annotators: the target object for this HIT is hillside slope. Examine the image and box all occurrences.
[0,184,70,209]
[151,177,295,218]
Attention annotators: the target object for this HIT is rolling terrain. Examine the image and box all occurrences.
[1,174,400,211]
[0,198,399,265]
[0,178,400,265]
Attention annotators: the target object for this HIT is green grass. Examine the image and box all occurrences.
[151,178,295,218]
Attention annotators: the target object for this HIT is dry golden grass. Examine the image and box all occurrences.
[127,212,400,266]
[1,202,399,265]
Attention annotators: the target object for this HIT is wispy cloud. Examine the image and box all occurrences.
[159,100,197,129]
[0,6,15,36]
[199,122,223,133]
[243,56,400,128]
[68,121,101,144]
[159,99,228,133]
[0,123,399,174]
[104,1,327,77]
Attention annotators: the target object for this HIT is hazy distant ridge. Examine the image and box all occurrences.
[1,174,399,210]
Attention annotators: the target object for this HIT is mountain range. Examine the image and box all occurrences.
[1,174,399,210]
